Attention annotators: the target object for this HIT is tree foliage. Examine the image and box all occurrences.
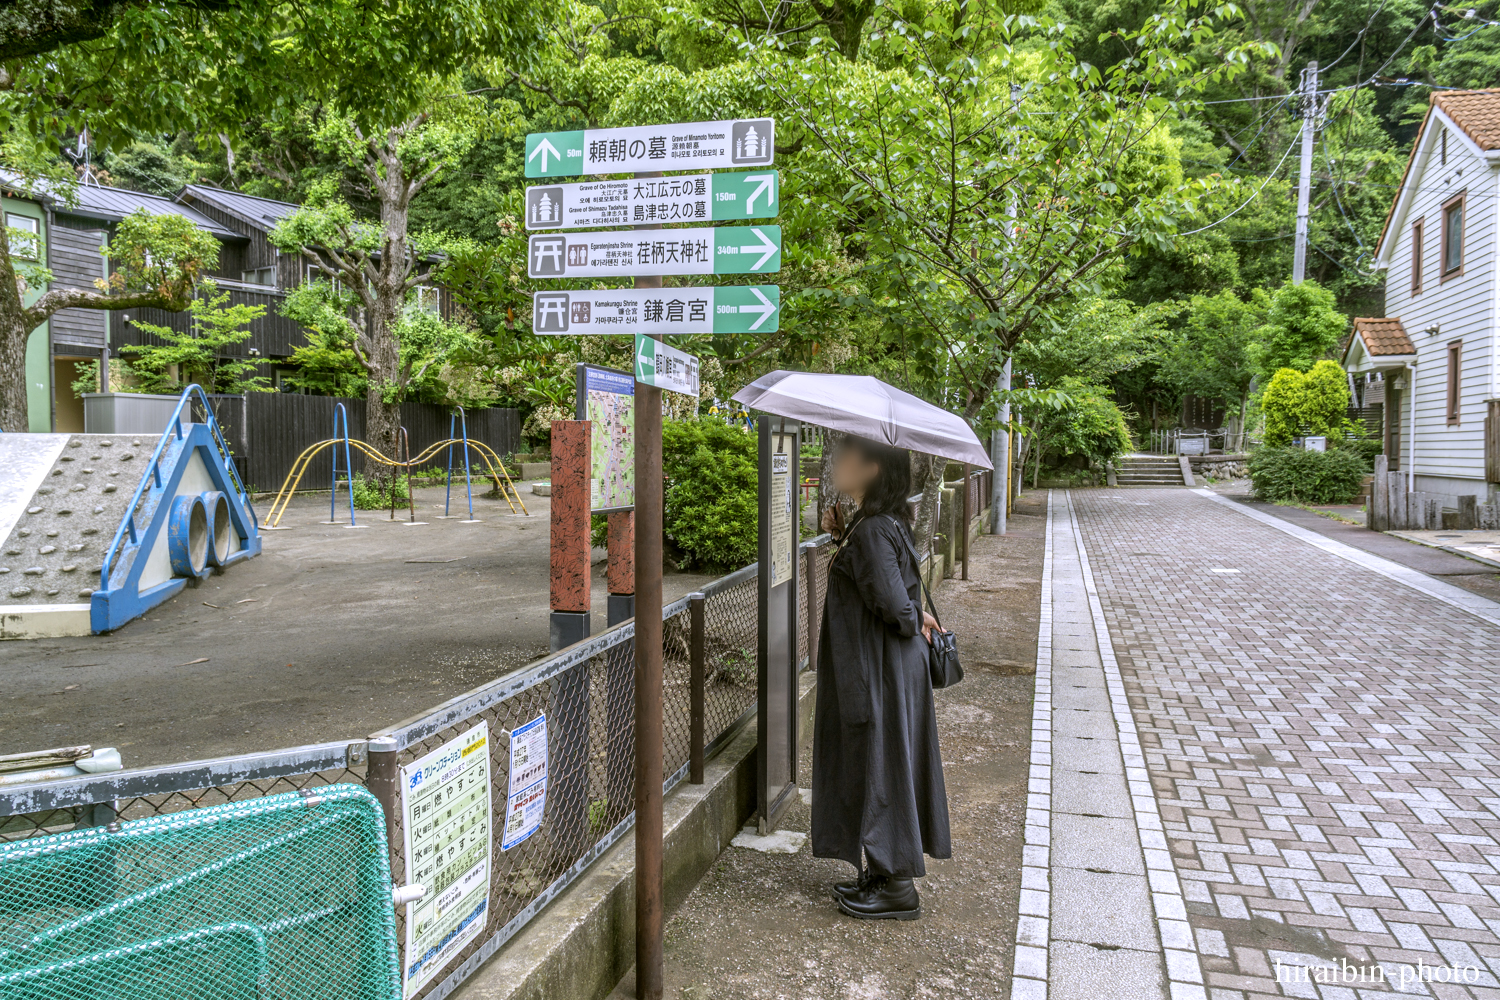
[1260,359,1351,445]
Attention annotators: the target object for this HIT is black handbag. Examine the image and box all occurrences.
[888,516,965,689]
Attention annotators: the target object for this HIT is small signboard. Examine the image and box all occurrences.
[400,723,492,998]
[635,335,700,397]
[756,417,800,834]
[525,170,779,230]
[534,286,779,336]
[525,119,775,178]
[527,226,781,279]
[501,714,549,851]
[575,364,635,513]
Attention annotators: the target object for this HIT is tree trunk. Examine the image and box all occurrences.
[0,238,32,432]
[360,139,416,481]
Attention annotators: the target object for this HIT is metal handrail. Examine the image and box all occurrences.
[330,403,355,526]
[99,384,256,589]
[444,407,474,520]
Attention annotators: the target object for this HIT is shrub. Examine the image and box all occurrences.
[348,473,410,510]
[663,418,758,571]
[1260,360,1350,446]
[1247,447,1366,504]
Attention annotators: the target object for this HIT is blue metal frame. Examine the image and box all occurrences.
[331,402,356,526]
[92,385,262,633]
[443,407,475,520]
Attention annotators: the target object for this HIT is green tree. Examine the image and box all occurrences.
[1250,279,1347,385]
[0,210,219,430]
[1024,377,1135,486]
[1260,359,1350,445]
[267,89,517,473]
[1159,289,1264,435]
[121,281,272,394]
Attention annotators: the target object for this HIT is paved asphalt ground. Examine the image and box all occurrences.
[0,483,712,768]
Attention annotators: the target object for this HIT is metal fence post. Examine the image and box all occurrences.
[366,736,401,859]
[689,592,706,785]
[802,546,819,671]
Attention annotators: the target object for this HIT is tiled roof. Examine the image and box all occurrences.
[1352,317,1415,356]
[1432,89,1500,150]
[178,185,299,233]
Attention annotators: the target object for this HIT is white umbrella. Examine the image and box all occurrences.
[732,371,992,469]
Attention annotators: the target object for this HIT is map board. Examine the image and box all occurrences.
[501,714,549,851]
[400,723,492,998]
[575,364,635,513]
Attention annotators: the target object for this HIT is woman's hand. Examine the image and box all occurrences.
[921,611,940,644]
[821,507,842,539]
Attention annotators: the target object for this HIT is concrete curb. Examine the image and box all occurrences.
[451,673,817,1000]
[1387,530,1500,571]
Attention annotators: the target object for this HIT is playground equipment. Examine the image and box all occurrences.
[0,784,402,1000]
[264,409,528,528]
[328,402,358,527]
[0,385,261,638]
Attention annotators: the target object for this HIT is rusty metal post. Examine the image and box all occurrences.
[633,174,665,1000]
[961,462,971,580]
[689,592,705,784]
[366,735,401,862]
[550,421,592,650]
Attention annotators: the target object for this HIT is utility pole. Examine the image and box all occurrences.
[1292,61,1319,284]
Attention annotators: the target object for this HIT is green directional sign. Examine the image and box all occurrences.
[525,171,779,230]
[527,226,781,279]
[635,335,700,396]
[532,286,780,335]
[525,119,774,178]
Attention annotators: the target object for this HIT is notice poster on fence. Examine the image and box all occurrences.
[502,714,549,851]
[400,723,493,999]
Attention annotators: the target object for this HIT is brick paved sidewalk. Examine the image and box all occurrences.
[1060,487,1500,999]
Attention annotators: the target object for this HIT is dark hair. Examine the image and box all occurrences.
[848,437,913,525]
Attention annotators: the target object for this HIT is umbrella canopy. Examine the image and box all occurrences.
[732,371,992,469]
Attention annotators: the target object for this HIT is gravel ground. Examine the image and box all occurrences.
[613,493,1045,1000]
[0,484,714,768]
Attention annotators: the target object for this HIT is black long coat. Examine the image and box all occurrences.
[811,512,951,878]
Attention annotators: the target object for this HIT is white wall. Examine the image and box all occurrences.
[1382,111,1497,490]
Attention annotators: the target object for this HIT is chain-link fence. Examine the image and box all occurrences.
[0,536,835,1000]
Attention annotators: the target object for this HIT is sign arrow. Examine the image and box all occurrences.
[740,227,779,271]
[741,287,777,330]
[743,173,776,215]
[528,137,560,172]
[636,339,654,380]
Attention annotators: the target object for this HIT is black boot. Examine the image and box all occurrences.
[833,867,872,900]
[838,875,921,920]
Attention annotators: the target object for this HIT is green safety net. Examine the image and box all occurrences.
[0,784,399,1000]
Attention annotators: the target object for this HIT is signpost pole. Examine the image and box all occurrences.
[633,171,665,1000]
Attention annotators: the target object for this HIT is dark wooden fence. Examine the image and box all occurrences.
[201,393,521,492]
[112,284,308,360]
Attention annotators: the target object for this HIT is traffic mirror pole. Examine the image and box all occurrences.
[633,169,665,1000]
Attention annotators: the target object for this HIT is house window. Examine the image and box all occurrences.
[415,286,440,315]
[6,213,39,260]
[1442,192,1465,278]
[305,264,342,294]
[1411,218,1424,295]
[241,266,276,287]
[1447,340,1462,425]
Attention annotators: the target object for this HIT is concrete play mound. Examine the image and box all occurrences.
[1,389,261,638]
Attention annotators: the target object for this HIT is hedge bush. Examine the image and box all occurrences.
[663,419,759,571]
[1247,446,1366,504]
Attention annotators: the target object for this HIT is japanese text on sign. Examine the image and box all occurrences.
[502,714,549,851]
[400,723,492,998]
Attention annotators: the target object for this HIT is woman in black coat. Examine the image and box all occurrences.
[812,435,951,920]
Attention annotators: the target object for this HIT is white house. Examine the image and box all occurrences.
[1349,89,1500,504]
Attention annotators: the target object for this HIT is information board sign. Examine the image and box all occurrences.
[525,119,774,177]
[575,364,635,512]
[526,170,778,230]
[501,715,549,851]
[400,723,492,998]
[534,286,778,336]
[527,226,780,279]
[756,418,800,834]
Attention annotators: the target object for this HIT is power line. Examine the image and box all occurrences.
[1176,136,1302,237]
